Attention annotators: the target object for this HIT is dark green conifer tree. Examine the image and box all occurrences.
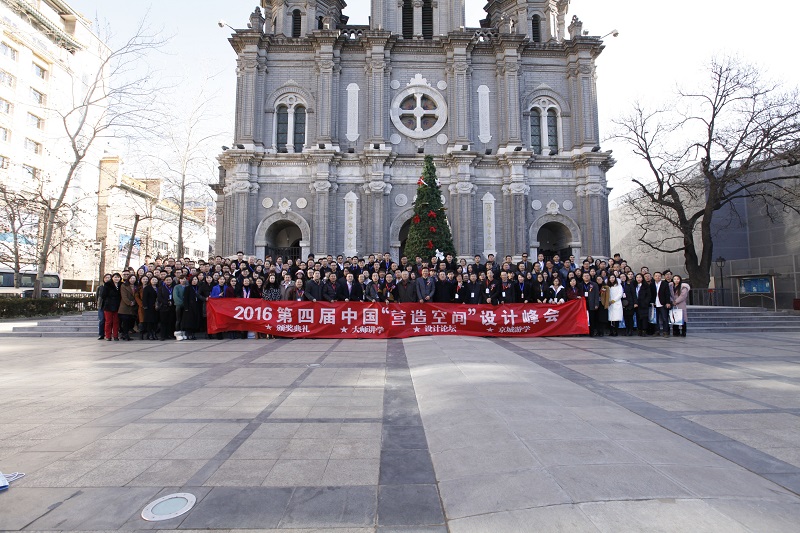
[404,155,457,261]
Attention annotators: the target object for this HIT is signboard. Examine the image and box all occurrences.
[740,277,771,295]
[207,299,589,339]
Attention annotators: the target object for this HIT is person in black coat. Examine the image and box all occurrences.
[480,271,501,305]
[633,273,651,336]
[336,273,363,301]
[515,273,532,303]
[497,272,517,304]
[651,271,672,336]
[304,271,323,302]
[142,276,160,340]
[322,272,338,303]
[581,272,600,336]
[620,274,637,336]
[181,277,204,340]
[394,271,418,303]
[547,277,567,304]
[464,273,482,304]
[157,276,176,341]
[433,271,454,303]
[102,272,123,341]
[452,274,469,303]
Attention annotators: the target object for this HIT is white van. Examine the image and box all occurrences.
[0,268,63,297]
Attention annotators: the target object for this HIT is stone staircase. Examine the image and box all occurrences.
[687,306,800,334]
[0,311,98,337]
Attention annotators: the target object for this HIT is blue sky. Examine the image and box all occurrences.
[68,0,800,197]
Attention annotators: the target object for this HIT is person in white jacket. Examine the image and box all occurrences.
[607,275,624,337]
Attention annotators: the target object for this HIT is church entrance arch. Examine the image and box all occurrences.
[536,222,572,261]
[389,208,415,262]
[529,214,582,262]
[255,211,311,262]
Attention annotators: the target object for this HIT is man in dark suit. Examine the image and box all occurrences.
[517,253,533,274]
[322,272,338,303]
[465,273,482,304]
[395,271,418,303]
[497,271,517,304]
[304,270,323,302]
[433,271,454,303]
[581,272,600,336]
[651,271,672,336]
[336,273,362,301]
[481,270,501,305]
[416,268,436,303]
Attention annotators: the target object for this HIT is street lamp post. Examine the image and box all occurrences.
[716,256,726,306]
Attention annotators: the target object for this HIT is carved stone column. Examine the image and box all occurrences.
[238,55,257,144]
[253,56,267,147]
[311,31,338,146]
[446,153,476,257]
[413,0,423,37]
[449,59,471,145]
[503,60,521,145]
[481,192,497,259]
[364,33,391,144]
[500,151,532,255]
[309,152,337,254]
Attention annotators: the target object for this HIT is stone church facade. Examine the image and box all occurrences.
[215,0,614,261]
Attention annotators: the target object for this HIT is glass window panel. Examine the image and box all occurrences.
[294,106,306,152]
[276,105,288,151]
[530,109,541,154]
[547,109,558,152]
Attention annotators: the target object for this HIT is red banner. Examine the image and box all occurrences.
[207,299,588,339]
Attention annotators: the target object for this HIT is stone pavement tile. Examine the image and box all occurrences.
[615,438,733,467]
[586,419,683,441]
[438,468,571,519]
[65,438,138,460]
[656,464,798,500]
[511,418,607,441]
[378,484,444,527]
[705,499,800,533]
[294,422,342,439]
[179,486,293,529]
[279,486,377,528]
[0,487,79,531]
[377,527,447,533]
[380,450,436,484]
[339,422,382,439]
[525,439,640,466]
[429,444,540,482]
[322,458,380,485]
[188,422,248,439]
[764,447,800,467]
[1,450,70,473]
[231,438,291,459]
[146,422,208,439]
[330,437,382,459]
[548,464,692,502]
[382,425,427,450]
[203,459,276,486]
[263,459,328,486]
[579,499,750,533]
[280,438,335,459]
[129,459,207,486]
[448,504,600,533]
[13,459,105,487]
[24,486,160,530]
[73,459,158,487]
[251,422,302,439]
[101,422,166,440]
[425,421,513,452]
[163,438,231,460]
[113,438,186,460]
[714,427,798,449]
[686,413,800,431]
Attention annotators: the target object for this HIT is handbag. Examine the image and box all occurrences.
[648,305,657,324]
[621,297,629,308]
[669,308,684,326]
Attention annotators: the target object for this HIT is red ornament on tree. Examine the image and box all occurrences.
[417,176,425,186]
[428,210,437,219]
[413,214,421,224]
[426,240,434,249]
[429,226,437,233]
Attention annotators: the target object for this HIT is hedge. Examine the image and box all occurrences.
[0,296,97,319]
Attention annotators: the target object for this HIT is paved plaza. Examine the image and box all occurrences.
[1,332,800,532]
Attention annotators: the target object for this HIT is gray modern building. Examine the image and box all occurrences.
[215,0,614,261]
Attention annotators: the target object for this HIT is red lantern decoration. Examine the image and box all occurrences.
[426,240,434,249]
[428,210,437,218]
[429,226,437,233]
[413,215,421,224]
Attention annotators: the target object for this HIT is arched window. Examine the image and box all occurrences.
[547,109,558,153]
[276,105,289,152]
[317,16,324,30]
[530,109,542,155]
[531,15,542,43]
[402,0,413,39]
[291,9,302,38]
[293,106,306,152]
[422,0,433,39]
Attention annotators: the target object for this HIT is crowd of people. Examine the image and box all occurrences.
[96,250,691,341]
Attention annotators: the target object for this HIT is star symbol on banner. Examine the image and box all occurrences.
[340,327,348,333]
[265,324,272,330]
[487,328,494,332]
[413,327,420,333]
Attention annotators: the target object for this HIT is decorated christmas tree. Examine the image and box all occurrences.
[404,155,457,261]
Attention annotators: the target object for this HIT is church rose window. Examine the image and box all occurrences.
[390,75,448,140]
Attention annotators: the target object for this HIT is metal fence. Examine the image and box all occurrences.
[688,288,733,307]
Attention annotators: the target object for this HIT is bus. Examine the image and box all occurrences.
[0,268,63,297]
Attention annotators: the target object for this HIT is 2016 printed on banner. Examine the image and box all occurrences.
[207,299,589,339]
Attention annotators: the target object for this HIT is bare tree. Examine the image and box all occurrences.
[145,83,224,259]
[31,21,167,297]
[614,57,800,289]
[0,184,37,286]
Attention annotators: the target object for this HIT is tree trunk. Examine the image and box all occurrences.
[34,205,57,298]
[124,214,140,269]
[177,172,186,258]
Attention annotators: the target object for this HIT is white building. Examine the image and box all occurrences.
[0,0,108,286]
[96,155,212,277]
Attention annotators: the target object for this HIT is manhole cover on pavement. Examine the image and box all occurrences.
[141,493,196,521]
